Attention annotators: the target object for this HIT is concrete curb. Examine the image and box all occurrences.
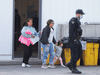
[0,58,42,65]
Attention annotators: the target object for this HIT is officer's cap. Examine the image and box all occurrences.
[76,9,85,15]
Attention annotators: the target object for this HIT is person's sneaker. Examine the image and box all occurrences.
[61,65,66,68]
[41,65,48,68]
[26,64,31,67]
[22,63,25,68]
[48,64,55,68]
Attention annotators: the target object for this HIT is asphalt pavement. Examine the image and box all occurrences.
[0,65,100,75]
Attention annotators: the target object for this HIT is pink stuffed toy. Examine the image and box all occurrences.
[19,30,34,46]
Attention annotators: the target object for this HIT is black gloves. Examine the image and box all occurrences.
[74,40,79,45]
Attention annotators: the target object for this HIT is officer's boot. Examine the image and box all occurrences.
[65,61,72,71]
[72,67,82,74]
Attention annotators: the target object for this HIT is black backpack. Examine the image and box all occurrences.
[61,37,69,48]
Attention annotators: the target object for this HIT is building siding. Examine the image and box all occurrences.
[0,0,13,60]
[41,0,100,39]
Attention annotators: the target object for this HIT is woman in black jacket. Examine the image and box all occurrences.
[40,19,56,68]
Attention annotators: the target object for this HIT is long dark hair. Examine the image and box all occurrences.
[26,18,33,23]
[23,18,33,27]
[47,19,54,26]
[57,40,62,46]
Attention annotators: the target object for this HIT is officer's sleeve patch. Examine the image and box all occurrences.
[72,21,75,24]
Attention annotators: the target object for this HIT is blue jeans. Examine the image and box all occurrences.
[42,43,55,65]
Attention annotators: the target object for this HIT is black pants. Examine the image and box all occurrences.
[22,44,33,64]
[69,39,82,68]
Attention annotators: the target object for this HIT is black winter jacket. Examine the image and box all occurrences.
[69,17,82,40]
[40,25,56,45]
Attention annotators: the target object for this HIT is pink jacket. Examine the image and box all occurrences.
[18,30,34,46]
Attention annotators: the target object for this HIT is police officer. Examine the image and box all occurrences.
[65,9,85,74]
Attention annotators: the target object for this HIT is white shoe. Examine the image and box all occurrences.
[22,63,25,68]
[26,64,31,67]
[41,65,48,68]
[61,65,66,68]
[48,64,55,68]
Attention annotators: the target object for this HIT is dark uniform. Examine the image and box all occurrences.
[65,9,85,74]
[69,17,82,68]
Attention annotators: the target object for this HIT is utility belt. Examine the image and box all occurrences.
[75,35,81,40]
[69,35,81,40]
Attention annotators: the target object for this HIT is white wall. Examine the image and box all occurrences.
[41,0,100,39]
[0,0,13,60]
